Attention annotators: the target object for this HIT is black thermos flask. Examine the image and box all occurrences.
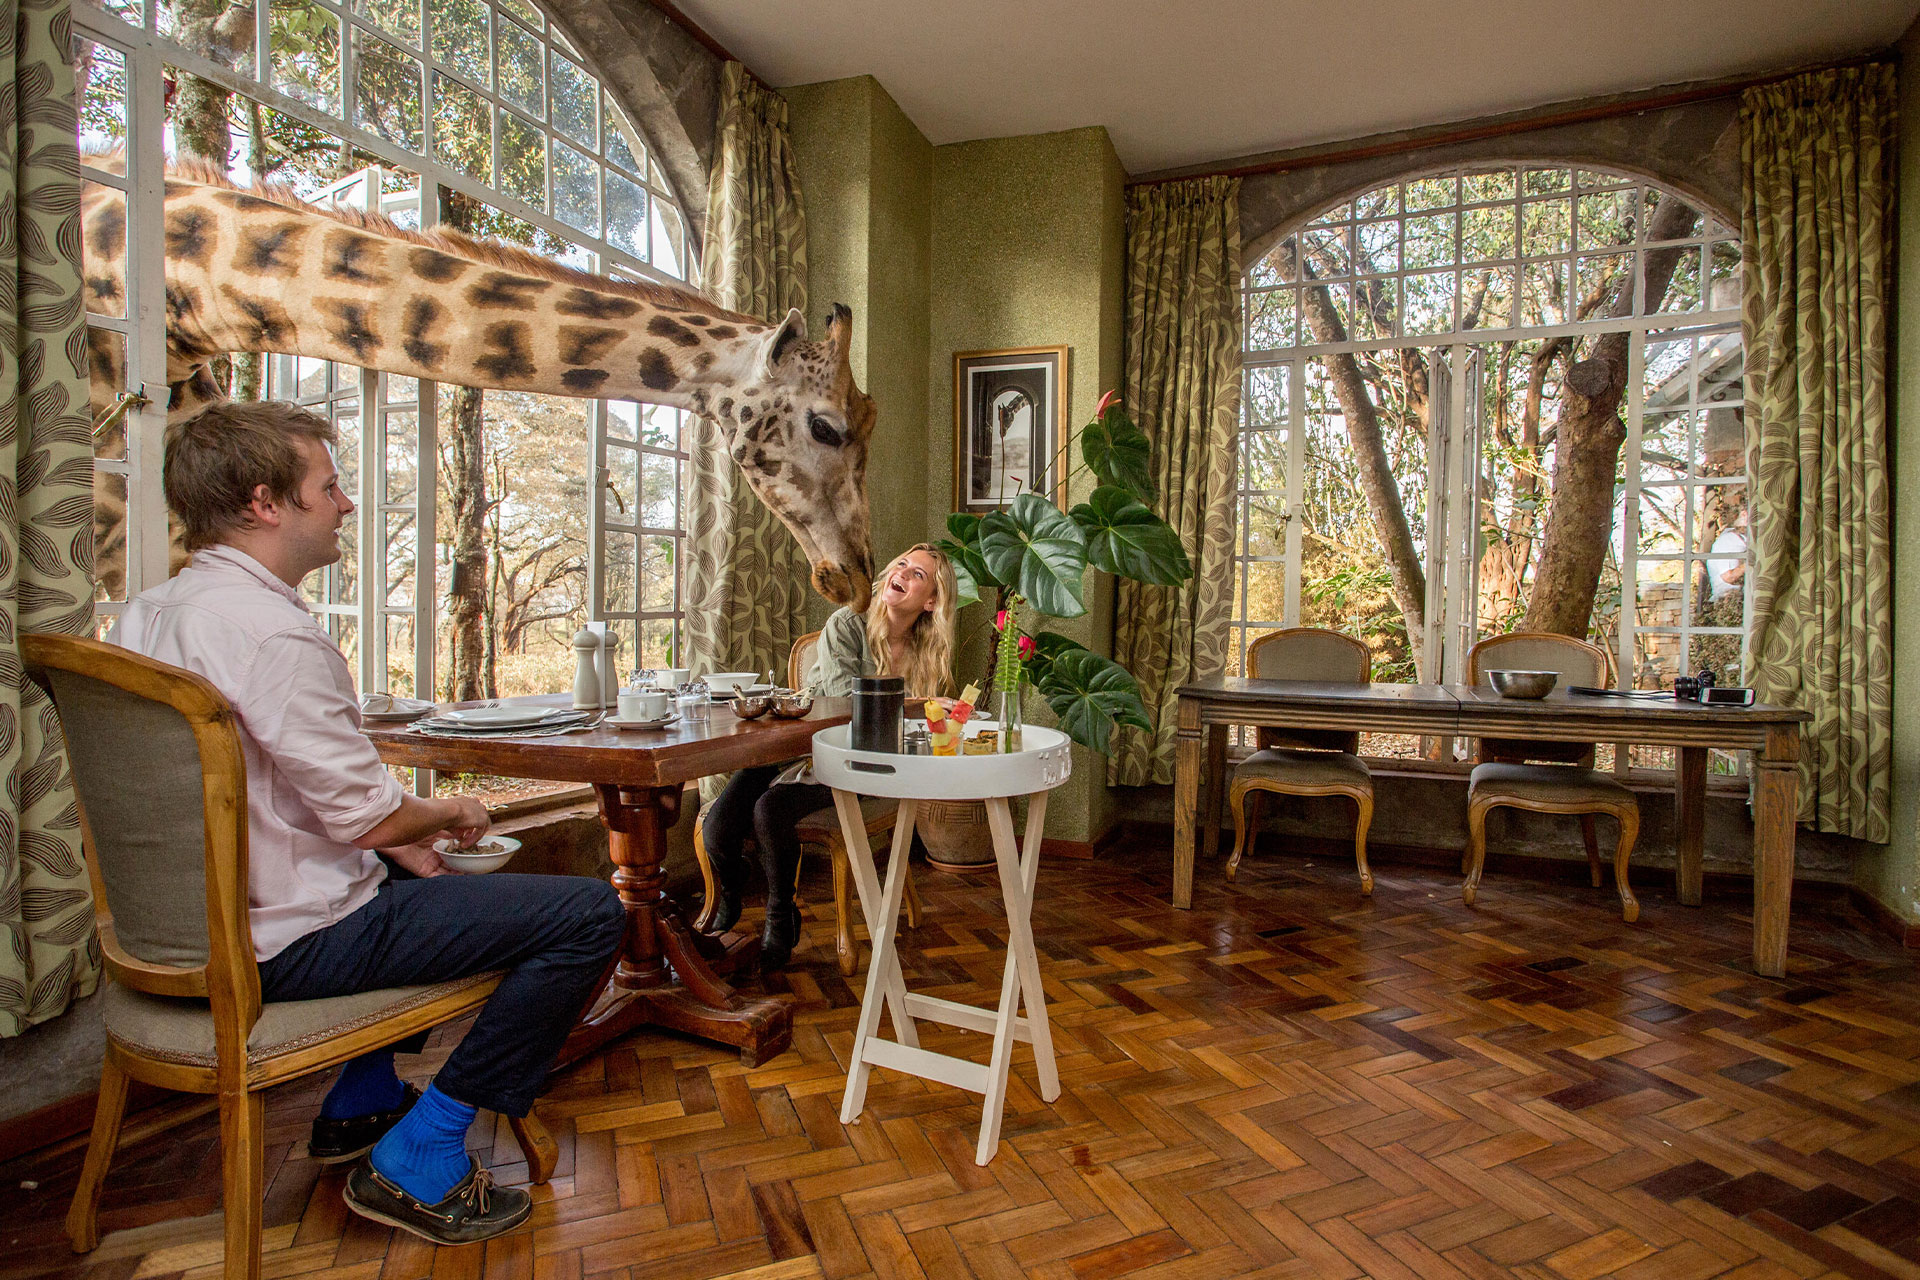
[851,675,905,753]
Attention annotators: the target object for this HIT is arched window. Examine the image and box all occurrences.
[1235,165,1744,772]
[76,0,693,723]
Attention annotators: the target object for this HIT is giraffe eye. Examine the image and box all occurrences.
[808,413,841,447]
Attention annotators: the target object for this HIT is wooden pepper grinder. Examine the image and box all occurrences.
[572,626,602,709]
[596,628,621,710]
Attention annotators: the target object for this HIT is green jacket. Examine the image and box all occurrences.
[808,607,874,696]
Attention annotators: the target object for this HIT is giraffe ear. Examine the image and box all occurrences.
[761,308,806,376]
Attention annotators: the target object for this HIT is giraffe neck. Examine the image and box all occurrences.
[141,174,770,414]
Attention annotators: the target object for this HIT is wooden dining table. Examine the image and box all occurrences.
[365,694,850,1068]
[1172,676,1811,976]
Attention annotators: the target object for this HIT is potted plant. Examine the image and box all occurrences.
[918,393,1194,866]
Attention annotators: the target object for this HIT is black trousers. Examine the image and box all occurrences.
[700,764,832,909]
[258,873,625,1116]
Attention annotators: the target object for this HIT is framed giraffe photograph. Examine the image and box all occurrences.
[954,346,1071,513]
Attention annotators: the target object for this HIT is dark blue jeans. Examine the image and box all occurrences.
[258,873,625,1116]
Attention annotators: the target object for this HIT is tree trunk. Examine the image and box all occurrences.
[1524,194,1701,636]
[1281,245,1430,674]
[441,189,492,701]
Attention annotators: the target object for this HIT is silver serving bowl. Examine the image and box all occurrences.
[1488,669,1557,699]
[768,688,814,718]
[732,692,775,719]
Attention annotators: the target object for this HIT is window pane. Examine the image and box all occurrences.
[94,471,128,604]
[355,0,420,47]
[384,616,415,694]
[606,400,637,441]
[432,72,492,182]
[431,0,490,86]
[550,52,596,148]
[79,44,130,151]
[353,29,423,151]
[496,18,544,117]
[1520,261,1566,325]
[640,451,677,528]
[642,536,675,611]
[1244,496,1287,558]
[385,512,416,606]
[1404,271,1454,335]
[552,141,598,233]
[1692,560,1745,627]
[1521,198,1570,256]
[1462,267,1512,329]
[605,442,637,524]
[605,98,645,175]
[603,530,636,612]
[1240,429,1285,492]
[641,404,678,449]
[1460,170,1514,203]
[384,410,418,502]
[1404,177,1456,211]
[271,0,342,114]
[649,199,683,277]
[1403,213,1455,268]
[497,0,542,28]
[498,109,546,208]
[1460,205,1513,262]
[605,166,647,259]
[1692,484,1748,555]
[1245,366,1285,425]
[1576,189,1636,249]
[1653,245,1703,314]
[1245,289,1295,351]
[1355,219,1398,273]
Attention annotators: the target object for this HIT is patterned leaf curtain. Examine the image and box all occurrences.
[1741,64,1894,842]
[684,61,810,687]
[1,0,102,1035]
[1109,177,1242,787]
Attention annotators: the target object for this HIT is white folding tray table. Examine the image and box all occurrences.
[811,721,1071,1164]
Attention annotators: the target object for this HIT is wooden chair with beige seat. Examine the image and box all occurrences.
[1227,627,1376,893]
[691,629,921,975]
[1462,631,1641,921]
[27,634,554,1280]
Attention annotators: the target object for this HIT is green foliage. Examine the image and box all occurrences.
[1080,403,1154,502]
[1032,650,1152,756]
[1070,486,1192,586]
[1025,631,1088,686]
[978,493,1089,620]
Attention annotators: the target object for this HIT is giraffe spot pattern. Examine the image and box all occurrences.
[556,288,640,320]
[637,347,676,391]
[682,314,710,326]
[320,299,383,361]
[557,325,624,367]
[86,330,120,387]
[89,206,125,260]
[322,230,389,286]
[561,368,610,393]
[708,325,738,341]
[718,397,734,418]
[239,222,307,274]
[163,208,212,266]
[474,321,537,382]
[221,285,294,347]
[212,190,286,216]
[86,276,121,304]
[409,248,469,283]
[467,272,551,309]
[402,297,446,367]
[694,351,714,372]
[647,315,701,348]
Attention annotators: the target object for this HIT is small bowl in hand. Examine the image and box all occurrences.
[1488,670,1557,699]
[432,834,521,874]
[732,692,775,719]
[768,689,814,718]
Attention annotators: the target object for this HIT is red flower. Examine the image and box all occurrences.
[995,609,1008,631]
[1018,635,1036,658]
[1094,389,1121,417]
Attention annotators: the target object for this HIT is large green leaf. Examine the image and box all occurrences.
[1069,486,1193,586]
[936,539,992,607]
[1034,649,1152,754]
[1080,405,1154,503]
[1026,630,1088,686]
[979,493,1087,619]
[947,512,982,544]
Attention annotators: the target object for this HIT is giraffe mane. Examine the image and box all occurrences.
[90,147,759,328]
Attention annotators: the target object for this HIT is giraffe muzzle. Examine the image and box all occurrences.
[812,561,872,612]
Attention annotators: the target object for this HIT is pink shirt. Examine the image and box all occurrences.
[110,546,405,960]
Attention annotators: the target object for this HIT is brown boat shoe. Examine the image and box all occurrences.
[344,1155,531,1245]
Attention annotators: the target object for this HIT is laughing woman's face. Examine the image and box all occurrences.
[878,549,941,616]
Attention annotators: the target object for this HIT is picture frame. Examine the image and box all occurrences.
[953,346,1070,512]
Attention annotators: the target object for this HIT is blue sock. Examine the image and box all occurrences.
[320,1050,407,1120]
[369,1083,477,1204]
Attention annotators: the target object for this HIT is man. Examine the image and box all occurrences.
[112,401,625,1245]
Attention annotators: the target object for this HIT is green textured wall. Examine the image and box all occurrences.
[782,77,933,627]
[929,127,1128,844]
[1872,19,1920,925]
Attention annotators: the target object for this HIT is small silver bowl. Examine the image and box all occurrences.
[732,692,775,719]
[1488,669,1557,699]
[768,688,814,719]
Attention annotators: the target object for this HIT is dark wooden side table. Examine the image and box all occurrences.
[367,695,850,1067]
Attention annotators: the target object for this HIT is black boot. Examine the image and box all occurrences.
[759,899,802,971]
[704,846,749,934]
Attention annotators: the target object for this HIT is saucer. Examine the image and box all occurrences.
[606,714,681,731]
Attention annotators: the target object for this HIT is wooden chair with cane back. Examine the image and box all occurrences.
[27,634,555,1280]
[1227,627,1376,893]
[1462,631,1641,921]
[691,629,921,975]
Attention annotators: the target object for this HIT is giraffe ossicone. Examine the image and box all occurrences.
[83,155,875,611]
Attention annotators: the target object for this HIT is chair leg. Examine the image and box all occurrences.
[509,1112,557,1185]
[1613,807,1641,924]
[1580,814,1603,888]
[691,824,719,933]
[1463,800,1491,906]
[903,859,922,930]
[1226,786,1255,882]
[832,840,857,977]
[65,1057,130,1254]
[219,1089,265,1280]
[1353,791,1374,896]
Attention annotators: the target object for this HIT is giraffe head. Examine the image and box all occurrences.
[724,303,875,611]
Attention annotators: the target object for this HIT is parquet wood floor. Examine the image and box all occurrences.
[5,838,1920,1280]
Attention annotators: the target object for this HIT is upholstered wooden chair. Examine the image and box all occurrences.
[691,629,920,975]
[27,635,554,1280]
[1462,632,1641,921]
[1227,628,1375,893]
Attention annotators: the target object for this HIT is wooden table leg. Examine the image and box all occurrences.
[839,797,920,1126]
[554,783,793,1069]
[1752,726,1800,978]
[977,794,1058,1165]
[832,790,921,1051]
[1173,698,1201,909]
[1202,723,1229,860]
[1675,746,1706,907]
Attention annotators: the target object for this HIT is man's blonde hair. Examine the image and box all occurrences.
[163,401,339,551]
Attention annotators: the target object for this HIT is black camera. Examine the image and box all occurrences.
[1674,669,1754,706]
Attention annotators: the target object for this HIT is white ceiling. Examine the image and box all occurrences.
[671,0,1920,174]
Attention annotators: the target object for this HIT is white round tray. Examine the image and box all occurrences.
[811,721,1072,800]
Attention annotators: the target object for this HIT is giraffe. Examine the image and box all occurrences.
[81,155,875,609]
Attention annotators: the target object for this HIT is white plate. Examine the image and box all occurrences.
[606,714,680,731]
[439,705,576,728]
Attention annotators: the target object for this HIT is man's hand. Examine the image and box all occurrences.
[355,792,493,852]
[383,840,450,877]
[442,795,491,848]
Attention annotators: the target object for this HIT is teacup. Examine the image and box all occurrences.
[657,667,692,688]
[618,688,672,721]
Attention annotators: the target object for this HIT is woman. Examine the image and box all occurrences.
[700,543,958,969]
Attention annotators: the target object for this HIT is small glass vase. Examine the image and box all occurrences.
[998,681,1023,753]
